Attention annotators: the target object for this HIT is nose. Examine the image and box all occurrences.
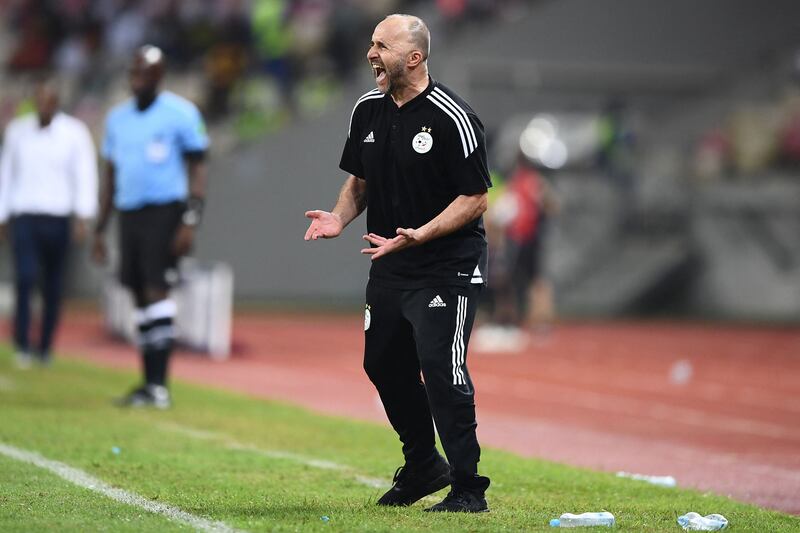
[367,45,378,61]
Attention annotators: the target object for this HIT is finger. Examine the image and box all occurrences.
[304,223,319,241]
[360,247,378,255]
[363,234,387,245]
[305,210,325,219]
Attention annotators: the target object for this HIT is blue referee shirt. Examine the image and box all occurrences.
[102,91,209,210]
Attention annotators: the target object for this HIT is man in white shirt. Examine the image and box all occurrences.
[0,80,98,367]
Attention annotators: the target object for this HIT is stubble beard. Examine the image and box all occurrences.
[383,61,407,96]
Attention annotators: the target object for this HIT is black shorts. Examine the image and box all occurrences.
[118,202,184,292]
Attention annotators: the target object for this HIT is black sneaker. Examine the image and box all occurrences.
[35,352,52,367]
[115,385,171,409]
[376,455,451,506]
[424,488,489,513]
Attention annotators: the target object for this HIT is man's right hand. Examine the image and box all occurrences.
[304,210,343,240]
[91,235,108,265]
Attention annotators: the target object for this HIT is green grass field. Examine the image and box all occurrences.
[1,349,798,532]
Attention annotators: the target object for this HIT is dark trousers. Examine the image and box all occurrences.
[10,214,71,356]
[364,281,488,491]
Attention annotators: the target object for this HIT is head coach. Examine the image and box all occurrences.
[304,14,492,513]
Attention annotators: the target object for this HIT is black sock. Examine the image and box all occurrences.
[138,319,156,385]
[148,316,174,387]
[140,300,176,387]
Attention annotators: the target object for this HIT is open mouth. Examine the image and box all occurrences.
[372,63,387,84]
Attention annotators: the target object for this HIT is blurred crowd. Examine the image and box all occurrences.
[693,61,800,180]
[1,0,522,144]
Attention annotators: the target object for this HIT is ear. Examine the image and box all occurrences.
[407,50,424,68]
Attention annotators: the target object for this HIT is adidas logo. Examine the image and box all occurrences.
[428,295,446,308]
[363,131,375,143]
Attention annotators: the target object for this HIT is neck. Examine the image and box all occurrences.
[391,70,429,107]
[38,114,54,128]
[136,91,158,111]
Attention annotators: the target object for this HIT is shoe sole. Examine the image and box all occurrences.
[377,472,452,507]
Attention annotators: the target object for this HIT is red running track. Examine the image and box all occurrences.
[51,310,800,514]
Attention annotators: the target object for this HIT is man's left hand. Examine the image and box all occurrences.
[172,224,195,256]
[361,227,424,261]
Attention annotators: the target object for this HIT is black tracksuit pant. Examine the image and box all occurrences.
[364,280,489,493]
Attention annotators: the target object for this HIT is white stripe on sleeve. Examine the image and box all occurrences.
[430,89,477,153]
[426,95,470,158]
[432,89,477,148]
[348,90,383,137]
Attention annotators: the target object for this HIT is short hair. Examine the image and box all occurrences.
[387,14,430,61]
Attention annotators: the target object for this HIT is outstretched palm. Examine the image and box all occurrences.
[304,210,343,240]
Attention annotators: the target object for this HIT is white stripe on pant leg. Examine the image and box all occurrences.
[458,296,467,385]
[451,298,461,384]
[0,442,246,533]
[456,296,467,385]
[452,296,462,385]
[452,295,467,385]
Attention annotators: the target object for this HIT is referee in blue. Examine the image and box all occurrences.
[92,45,209,408]
[305,15,491,512]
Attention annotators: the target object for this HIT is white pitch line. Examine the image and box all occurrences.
[159,422,393,490]
[225,442,347,471]
[0,442,247,533]
[354,475,391,489]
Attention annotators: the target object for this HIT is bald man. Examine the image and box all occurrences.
[0,79,97,368]
[305,15,492,512]
[93,45,210,408]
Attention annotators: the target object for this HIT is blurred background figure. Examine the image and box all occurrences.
[476,153,559,351]
[92,45,209,408]
[502,155,559,333]
[0,78,98,368]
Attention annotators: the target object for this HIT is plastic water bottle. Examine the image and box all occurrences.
[550,512,615,527]
[677,512,728,531]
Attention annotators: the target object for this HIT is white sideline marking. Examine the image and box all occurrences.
[354,475,391,489]
[159,422,392,489]
[0,442,247,533]
[226,442,347,471]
